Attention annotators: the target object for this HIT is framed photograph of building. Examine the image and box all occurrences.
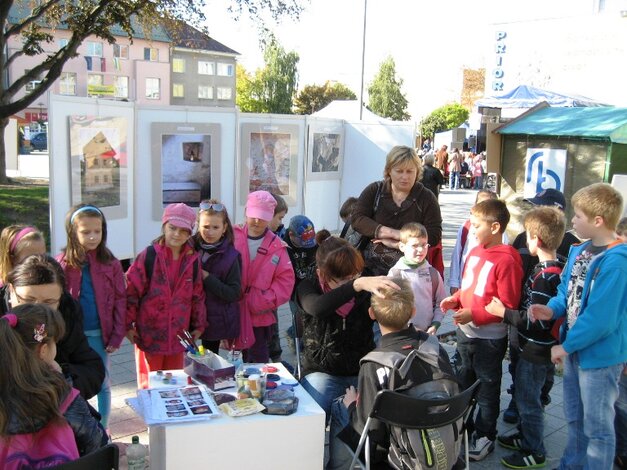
[240,122,299,204]
[151,123,221,220]
[69,115,128,219]
[306,121,344,181]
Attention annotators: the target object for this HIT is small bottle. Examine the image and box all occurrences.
[127,435,147,470]
[228,349,243,369]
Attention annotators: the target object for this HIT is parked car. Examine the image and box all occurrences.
[29,132,48,151]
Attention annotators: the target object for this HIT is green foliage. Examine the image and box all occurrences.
[236,34,299,114]
[367,56,410,121]
[294,81,357,115]
[420,103,470,139]
[0,183,50,249]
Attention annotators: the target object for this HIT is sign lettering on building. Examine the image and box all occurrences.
[493,31,507,92]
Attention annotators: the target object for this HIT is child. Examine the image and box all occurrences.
[194,199,242,355]
[485,206,566,469]
[0,225,46,285]
[56,204,126,429]
[0,304,107,468]
[268,193,288,361]
[233,191,294,363]
[339,197,358,239]
[126,203,207,389]
[285,215,318,288]
[615,216,627,469]
[440,198,523,461]
[448,189,500,295]
[327,278,455,469]
[530,183,627,469]
[388,222,446,335]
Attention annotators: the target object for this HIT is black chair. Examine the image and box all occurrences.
[349,380,480,470]
[52,444,120,470]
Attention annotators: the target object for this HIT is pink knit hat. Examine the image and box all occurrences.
[162,203,196,232]
[246,191,277,222]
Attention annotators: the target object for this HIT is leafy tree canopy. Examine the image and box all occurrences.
[420,103,469,139]
[294,81,356,115]
[367,55,410,121]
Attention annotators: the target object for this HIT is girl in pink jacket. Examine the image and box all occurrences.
[234,191,294,363]
[126,203,207,389]
[56,204,126,428]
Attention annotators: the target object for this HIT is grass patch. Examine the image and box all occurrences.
[0,182,50,249]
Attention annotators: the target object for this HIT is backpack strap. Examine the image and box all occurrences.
[429,266,438,306]
[59,388,80,414]
[144,245,157,283]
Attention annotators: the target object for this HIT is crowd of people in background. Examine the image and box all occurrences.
[0,143,626,470]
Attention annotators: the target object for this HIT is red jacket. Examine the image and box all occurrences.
[234,225,295,327]
[56,251,126,349]
[126,242,207,354]
[454,243,523,326]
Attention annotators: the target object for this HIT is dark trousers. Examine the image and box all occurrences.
[201,339,220,355]
[268,309,282,361]
[245,325,273,363]
[456,329,507,441]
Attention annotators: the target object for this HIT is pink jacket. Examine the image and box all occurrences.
[234,225,295,327]
[56,251,126,348]
[125,242,207,354]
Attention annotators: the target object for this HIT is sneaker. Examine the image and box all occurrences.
[541,394,551,407]
[503,398,519,423]
[497,433,523,450]
[501,450,546,468]
[468,435,495,461]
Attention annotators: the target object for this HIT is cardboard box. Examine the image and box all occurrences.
[183,352,236,390]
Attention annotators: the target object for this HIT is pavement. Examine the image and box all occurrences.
[104,187,573,469]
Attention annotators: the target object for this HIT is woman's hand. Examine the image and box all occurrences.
[485,297,505,318]
[343,385,358,408]
[372,238,399,249]
[375,226,401,241]
[190,329,203,341]
[353,276,400,298]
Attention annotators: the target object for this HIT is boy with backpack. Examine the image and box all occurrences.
[327,278,459,470]
[484,206,566,468]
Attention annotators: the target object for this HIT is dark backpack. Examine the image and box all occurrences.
[361,336,463,470]
[144,245,198,284]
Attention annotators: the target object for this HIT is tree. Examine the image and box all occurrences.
[367,56,410,121]
[0,0,305,183]
[294,81,356,115]
[236,64,264,113]
[420,103,469,139]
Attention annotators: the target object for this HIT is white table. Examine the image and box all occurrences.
[147,364,326,470]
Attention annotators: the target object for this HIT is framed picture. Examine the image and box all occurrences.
[151,122,221,220]
[240,123,299,204]
[306,121,344,181]
[69,115,128,219]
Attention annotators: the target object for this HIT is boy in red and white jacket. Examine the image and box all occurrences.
[441,199,523,461]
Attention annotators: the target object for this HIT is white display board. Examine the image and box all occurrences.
[524,148,567,198]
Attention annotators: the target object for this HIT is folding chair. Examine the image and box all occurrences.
[349,380,480,470]
[52,444,120,470]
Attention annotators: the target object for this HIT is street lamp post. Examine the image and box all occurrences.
[358,0,368,121]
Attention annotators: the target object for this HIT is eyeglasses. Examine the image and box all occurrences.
[199,202,225,212]
[13,291,60,307]
[414,243,430,250]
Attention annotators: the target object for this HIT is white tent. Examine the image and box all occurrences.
[312,100,390,122]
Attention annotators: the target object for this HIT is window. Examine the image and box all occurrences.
[59,72,76,95]
[144,47,158,61]
[172,83,185,98]
[217,63,234,77]
[172,58,185,73]
[217,87,232,100]
[87,74,103,86]
[146,78,160,99]
[114,76,129,98]
[113,44,129,59]
[59,38,69,49]
[103,175,109,183]
[86,41,103,57]
[198,61,214,75]
[198,85,213,99]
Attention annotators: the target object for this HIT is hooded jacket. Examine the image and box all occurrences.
[56,250,126,348]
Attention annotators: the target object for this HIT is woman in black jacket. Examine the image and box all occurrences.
[297,230,398,418]
[0,255,105,400]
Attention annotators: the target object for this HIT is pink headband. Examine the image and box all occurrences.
[10,227,37,253]
[2,313,18,328]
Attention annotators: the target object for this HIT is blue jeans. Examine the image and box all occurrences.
[301,372,358,420]
[516,357,553,455]
[456,329,507,441]
[558,353,622,470]
[449,171,460,190]
[86,332,111,428]
[616,372,627,456]
[327,397,353,470]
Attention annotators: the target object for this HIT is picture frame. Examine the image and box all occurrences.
[240,122,300,205]
[306,120,344,181]
[151,122,221,220]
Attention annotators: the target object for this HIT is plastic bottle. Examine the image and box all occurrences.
[127,435,147,470]
[227,349,243,369]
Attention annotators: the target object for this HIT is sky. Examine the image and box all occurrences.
[203,0,594,120]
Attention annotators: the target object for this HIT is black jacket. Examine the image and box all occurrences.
[297,277,374,377]
[421,164,445,199]
[1,287,105,400]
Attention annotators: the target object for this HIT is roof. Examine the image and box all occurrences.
[496,106,627,144]
[312,100,390,122]
[475,84,609,109]
[164,21,239,55]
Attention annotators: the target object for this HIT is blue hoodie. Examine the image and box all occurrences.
[547,240,627,369]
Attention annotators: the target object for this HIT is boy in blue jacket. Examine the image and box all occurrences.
[531,183,627,469]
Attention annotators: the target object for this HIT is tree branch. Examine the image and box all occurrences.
[3,0,61,40]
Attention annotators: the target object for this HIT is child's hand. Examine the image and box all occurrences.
[126,329,138,344]
[485,297,505,318]
[528,304,554,322]
[190,329,203,341]
[550,345,567,365]
[452,308,473,325]
[202,269,209,280]
[105,345,119,354]
[450,287,459,295]
[343,385,358,408]
[440,296,459,312]
[426,325,437,335]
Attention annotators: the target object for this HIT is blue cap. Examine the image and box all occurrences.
[288,215,316,248]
